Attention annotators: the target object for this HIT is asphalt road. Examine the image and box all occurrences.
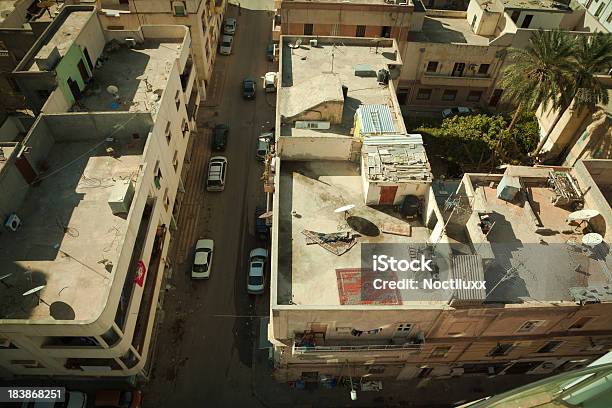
[143,4,275,407]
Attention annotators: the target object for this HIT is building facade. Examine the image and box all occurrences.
[577,0,612,32]
[96,0,226,102]
[0,6,198,378]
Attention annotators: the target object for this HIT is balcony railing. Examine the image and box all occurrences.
[423,72,491,80]
[292,340,423,354]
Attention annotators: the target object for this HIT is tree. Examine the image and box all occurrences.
[533,32,612,156]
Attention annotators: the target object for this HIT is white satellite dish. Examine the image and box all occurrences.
[258,211,274,219]
[335,204,355,213]
[106,85,119,97]
[22,285,46,296]
[582,232,604,248]
[567,209,601,223]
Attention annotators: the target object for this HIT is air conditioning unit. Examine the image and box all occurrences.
[309,39,317,47]
[4,213,21,232]
[295,121,331,130]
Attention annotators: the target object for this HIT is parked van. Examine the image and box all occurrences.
[207,156,227,191]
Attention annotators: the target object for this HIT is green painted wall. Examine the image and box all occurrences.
[55,43,91,106]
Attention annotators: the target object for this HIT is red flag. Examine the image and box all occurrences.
[134,260,146,287]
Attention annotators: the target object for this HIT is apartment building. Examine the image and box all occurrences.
[268,35,612,383]
[0,6,198,378]
[96,0,226,101]
[577,0,612,32]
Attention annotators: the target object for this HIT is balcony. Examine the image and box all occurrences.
[272,13,281,42]
[292,333,424,355]
[180,56,195,97]
[208,0,224,15]
[421,71,493,87]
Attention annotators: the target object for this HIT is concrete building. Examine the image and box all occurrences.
[96,0,227,101]
[0,6,198,378]
[268,35,612,384]
[577,0,612,32]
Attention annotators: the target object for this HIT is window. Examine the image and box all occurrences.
[537,340,563,353]
[452,62,465,77]
[303,23,313,35]
[381,26,392,38]
[595,3,605,17]
[478,64,490,75]
[396,323,412,333]
[164,188,170,211]
[418,366,433,378]
[569,317,593,330]
[367,366,385,374]
[442,89,457,101]
[356,25,366,37]
[107,25,125,30]
[175,90,181,111]
[416,88,432,100]
[521,14,533,28]
[173,150,179,171]
[467,90,483,102]
[173,1,187,16]
[585,0,593,8]
[489,343,514,357]
[510,10,520,23]
[182,118,189,137]
[396,91,409,105]
[517,320,545,333]
[165,121,172,144]
[489,89,503,106]
[607,11,612,23]
[426,61,438,73]
[471,15,477,30]
[154,160,162,189]
[430,346,451,358]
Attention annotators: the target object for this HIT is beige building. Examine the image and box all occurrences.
[96,0,226,101]
[268,35,612,383]
[0,6,198,378]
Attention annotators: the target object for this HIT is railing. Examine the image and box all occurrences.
[293,342,423,354]
[423,72,491,80]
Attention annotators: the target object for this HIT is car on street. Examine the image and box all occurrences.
[219,35,233,55]
[256,133,272,160]
[442,106,474,118]
[242,77,256,99]
[206,156,227,191]
[192,239,214,279]
[263,71,277,93]
[223,18,236,35]
[212,124,229,151]
[255,207,270,241]
[247,248,268,294]
[95,389,142,408]
[266,43,275,61]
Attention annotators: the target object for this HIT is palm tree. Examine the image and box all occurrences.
[492,30,576,163]
[533,32,612,156]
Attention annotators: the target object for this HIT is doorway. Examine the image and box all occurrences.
[67,77,81,101]
[452,63,465,77]
[77,60,90,82]
[379,186,398,205]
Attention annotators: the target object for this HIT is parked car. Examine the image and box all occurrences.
[22,391,87,408]
[212,124,229,151]
[192,239,214,279]
[442,106,474,118]
[255,207,270,241]
[247,248,268,294]
[223,17,236,35]
[219,35,233,55]
[266,43,276,61]
[256,133,272,160]
[206,156,227,191]
[263,72,277,93]
[95,390,142,408]
[242,77,256,99]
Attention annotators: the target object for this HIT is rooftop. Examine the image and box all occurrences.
[280,0,414,6]
[362,134,432,183]
[0,143,17,174]
[27,11,92,72]
[0,0,60,26]
[498,0,573,12]
[279,37,402,138]
[410,16,491,45]
[276,161,434,306]
[76,39,182,114]
[0,120,149,322]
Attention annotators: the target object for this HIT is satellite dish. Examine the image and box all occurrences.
[106,85,119,96]
[335,204,355,213]
[22,285,46,297]
[295,39,303,48]
[567,209,601,223]
[582,233,604,248]
[258,211,274,219]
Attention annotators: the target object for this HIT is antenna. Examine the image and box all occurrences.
[22,285,50,306]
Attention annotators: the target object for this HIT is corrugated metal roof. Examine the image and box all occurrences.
[357,104,396,135]
[451,255,486,301]
[362,133,432,182]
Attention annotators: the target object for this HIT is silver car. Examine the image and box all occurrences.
[247,248,268,294]
[219,35,233,55]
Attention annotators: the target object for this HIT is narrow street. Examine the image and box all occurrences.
[144,2,275,406]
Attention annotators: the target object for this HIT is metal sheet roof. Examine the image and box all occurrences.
[357,104,396,135]
[451,255,486,301]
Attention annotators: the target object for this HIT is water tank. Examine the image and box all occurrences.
[400,195,419,217]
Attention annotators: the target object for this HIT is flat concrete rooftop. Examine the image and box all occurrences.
[76,39,182,114]
[0,138,145,321]
[27,11,91,72]
[410,16,491,45]
[500,0,573,12]
[276,161,433,306]
[281,0,414,5]
[279,39,402,138]
[470,182,612,302]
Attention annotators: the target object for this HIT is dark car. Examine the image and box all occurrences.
[212,124,229,151]
[266,43,275,61]
[255,206,270,241]
[242,78,256,99]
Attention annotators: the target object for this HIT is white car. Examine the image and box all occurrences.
[206,156,227,191]
[192,239,214,279]
[219,35,233,55]
[263,72,277,93]
[223,18,236,35]
[247,248,268,294]
[442,106,474,118]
